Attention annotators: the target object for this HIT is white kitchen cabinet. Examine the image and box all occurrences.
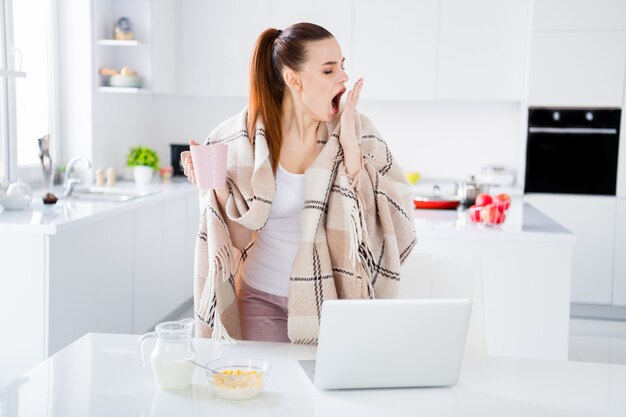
[133,193,199,333]
[48,213,134,355]
[0,234,46,388]
[0,185,199,387]
[533,0,626,32]
[613,199,626,306]
[524,194,617,305]
[352,0,438,100]
[163,197,193,313]
[352,0,530,101]
[401,203,575,360]
[185,192,199,305]
[148,0,357,97]
[270,0,353,66]
[436,0,531,101]
[151,0,178,94]
[0,215,136,385]
[124,0,533,101]
[528,32,626,107]
[176,0,270,97]
[133,203,164,333]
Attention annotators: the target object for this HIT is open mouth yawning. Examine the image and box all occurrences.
[331,88,346,114]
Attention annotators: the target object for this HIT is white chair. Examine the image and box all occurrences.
[399,252,487,356]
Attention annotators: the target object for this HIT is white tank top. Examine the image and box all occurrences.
[242,164,305,297]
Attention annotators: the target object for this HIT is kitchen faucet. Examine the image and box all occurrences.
[63,156,92,197]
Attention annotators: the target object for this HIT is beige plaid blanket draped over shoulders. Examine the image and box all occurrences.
[194,107,417,343]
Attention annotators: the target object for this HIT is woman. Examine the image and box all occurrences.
[181,22,416,344]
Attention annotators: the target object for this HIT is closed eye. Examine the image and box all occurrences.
[323,65,345,75]
[322,58,346,74]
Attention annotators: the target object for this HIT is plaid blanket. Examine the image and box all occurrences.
[194,107,417,343]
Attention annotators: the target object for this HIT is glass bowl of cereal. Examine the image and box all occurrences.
[205,357,270,400]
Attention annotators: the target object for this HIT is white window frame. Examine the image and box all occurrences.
[0,0,10,184]
[1,0,58,185]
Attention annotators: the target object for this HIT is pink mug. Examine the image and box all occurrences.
[190,143,228,190]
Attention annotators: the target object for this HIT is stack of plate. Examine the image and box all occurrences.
[109,74,143,88]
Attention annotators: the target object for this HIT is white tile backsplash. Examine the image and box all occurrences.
[357,99,525,181]
[92,94,526,184]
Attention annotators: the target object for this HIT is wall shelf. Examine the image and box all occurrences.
[97,39,140,46]
[93,0,151,90]
[97,86,147,94]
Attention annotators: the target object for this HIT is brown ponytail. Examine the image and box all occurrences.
[247,23,334,173]
[248,28,283,173]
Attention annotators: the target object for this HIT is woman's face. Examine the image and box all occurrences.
[294,37,349,122]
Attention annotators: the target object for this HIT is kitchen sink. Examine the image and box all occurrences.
[70,187,161,202]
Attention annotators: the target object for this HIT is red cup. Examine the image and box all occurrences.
[190,144,227,190]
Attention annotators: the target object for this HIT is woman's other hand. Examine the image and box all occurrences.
[339,78,363,149]
[340,78,363,179]
[181,139,200,184]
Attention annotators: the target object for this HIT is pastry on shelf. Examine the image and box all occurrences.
[99,68,120,76]
[120,67,137,76]
[98,68,120,87]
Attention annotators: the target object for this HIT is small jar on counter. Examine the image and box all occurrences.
[106,167,116,187]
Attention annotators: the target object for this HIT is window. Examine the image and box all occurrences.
[0,0,55,186]
[0,1,8,183]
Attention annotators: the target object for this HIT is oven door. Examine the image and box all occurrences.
[524,127,619,195]
[170,143,190,176]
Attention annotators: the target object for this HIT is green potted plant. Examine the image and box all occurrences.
[127,146,159,186]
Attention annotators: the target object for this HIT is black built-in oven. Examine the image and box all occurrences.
[524,108,621,195]
[170,143,190,176]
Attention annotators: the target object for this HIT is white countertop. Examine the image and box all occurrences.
[0,178,574,244]
[0,179,197,235]
[2,333,624,417]
[410,179,574,243]
[413,200,575,243]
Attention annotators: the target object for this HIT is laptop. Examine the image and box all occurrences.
[298,298,472,390]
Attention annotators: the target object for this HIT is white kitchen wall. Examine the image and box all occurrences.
[148,95,247,157]
[91,94,523,182]
[357,100,524,180]
[57,0,93,165]
[90,94,247,175]
[92,93,152,174]
[60,0,526,184]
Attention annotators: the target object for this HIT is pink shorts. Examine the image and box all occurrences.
[238,280,289,343]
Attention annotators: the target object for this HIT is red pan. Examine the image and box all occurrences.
[413,185,461,210]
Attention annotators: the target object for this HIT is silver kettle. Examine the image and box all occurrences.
[455,175,489,207]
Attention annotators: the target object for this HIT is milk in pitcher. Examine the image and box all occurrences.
[151,350,196,390]
[139,318,197,390]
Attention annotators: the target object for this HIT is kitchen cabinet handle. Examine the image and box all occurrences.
[529,127,617,135]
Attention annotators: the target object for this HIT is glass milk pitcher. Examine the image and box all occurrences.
[139,318,197,390]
